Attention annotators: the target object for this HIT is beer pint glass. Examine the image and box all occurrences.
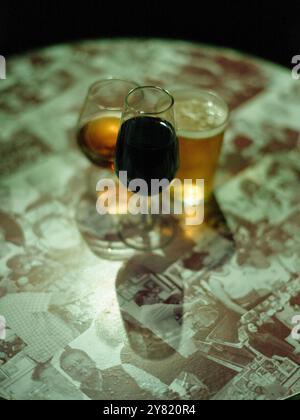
[173,89,229,202]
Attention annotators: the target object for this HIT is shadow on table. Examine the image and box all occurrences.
[75,183,244,380]
[112,197,236,361]
[115,252,184,361]
[74,174,238,355]
[75,175,235,263]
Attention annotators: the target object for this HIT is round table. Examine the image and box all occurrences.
[0,39,300,401]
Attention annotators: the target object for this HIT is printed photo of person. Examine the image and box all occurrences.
[115,253,185,355]
[247,321,300,366]
[59,346,155,400]
[1,362,87,400]
[0,291,81,363]
[0,330,26,369]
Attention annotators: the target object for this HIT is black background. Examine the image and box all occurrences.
[0,0,299,67]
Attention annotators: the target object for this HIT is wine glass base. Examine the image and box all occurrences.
[118,215,176,251]
[76,195,136,261]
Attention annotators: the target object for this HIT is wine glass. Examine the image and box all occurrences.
[77,78,139,170]
[75,78,139,260]
[115,86,179,251]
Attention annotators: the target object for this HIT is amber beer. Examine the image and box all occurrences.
[77,112,121,168]
[173,89,229,201]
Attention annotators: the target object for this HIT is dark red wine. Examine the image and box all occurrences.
[115,116,179,195]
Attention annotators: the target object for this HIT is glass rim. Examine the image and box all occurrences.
[125,85,175,116]
[171,88,230,137]
[87,77,139,111]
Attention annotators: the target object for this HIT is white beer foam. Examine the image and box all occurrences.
[175,98,228,140]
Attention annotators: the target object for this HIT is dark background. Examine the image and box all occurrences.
[0,0,299,67]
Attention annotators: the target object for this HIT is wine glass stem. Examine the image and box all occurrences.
[142,214,154,232]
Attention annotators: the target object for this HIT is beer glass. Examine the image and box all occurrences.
[172,89,229,203]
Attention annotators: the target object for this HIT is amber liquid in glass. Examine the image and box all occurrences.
[176,131,225,200]
[174,97,227,201]
[77,112,120,168]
